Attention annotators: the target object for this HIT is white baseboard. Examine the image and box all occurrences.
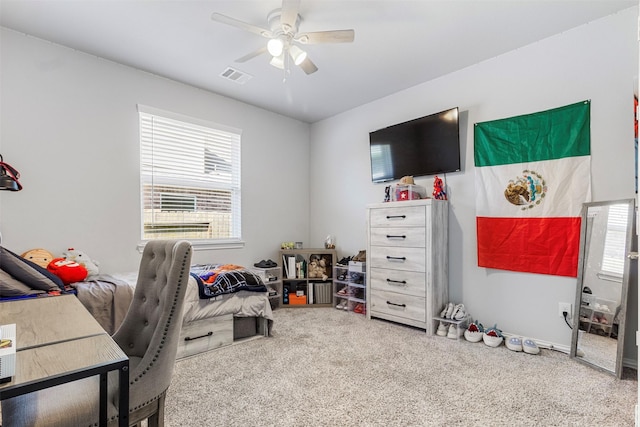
[502,332,638,370]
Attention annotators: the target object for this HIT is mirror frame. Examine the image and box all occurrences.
[570,198,635,378]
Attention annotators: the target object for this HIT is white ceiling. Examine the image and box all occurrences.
[0,0,635,123]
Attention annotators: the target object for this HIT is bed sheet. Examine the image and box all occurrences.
[112,272,273,325]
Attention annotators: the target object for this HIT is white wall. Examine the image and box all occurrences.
[1,8,637,355]
[309,7,638,350]
[0,28,311,272]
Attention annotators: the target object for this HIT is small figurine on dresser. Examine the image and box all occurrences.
[433,175,447,200]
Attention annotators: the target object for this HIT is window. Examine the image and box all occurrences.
[600,204,629,278]
[370,144,393,182]
[138,105,242,247]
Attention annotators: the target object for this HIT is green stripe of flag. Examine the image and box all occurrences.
[474,100,590,167]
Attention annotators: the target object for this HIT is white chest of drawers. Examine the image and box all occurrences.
[366,199,448,335]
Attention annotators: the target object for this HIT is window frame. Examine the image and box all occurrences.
[137,104,244,251]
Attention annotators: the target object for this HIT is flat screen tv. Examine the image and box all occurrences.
[369,107,460,183]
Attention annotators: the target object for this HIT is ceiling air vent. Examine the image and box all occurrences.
[220,67,252,85]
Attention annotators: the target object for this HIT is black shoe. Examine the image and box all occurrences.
[266,259,278,267]
[337,256,352,266]
[254,260,269,268]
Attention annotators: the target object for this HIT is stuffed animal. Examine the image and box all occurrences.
[47,258,88,285]
[62,248,100,278]
[308,258,328,280]
[20,248,55,269]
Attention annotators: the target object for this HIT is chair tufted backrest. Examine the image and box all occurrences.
[112,239,192,411]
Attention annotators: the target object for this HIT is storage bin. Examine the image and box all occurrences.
[288,293,307,305]
[233,317,257,340]
[313,282,333,304]
[349,261,366,272]
[393,184,427,201]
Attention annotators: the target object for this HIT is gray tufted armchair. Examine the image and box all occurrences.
[1,239,192,427]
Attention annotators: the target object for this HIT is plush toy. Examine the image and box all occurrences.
[47,258,88,285]
[62,248,100,278]
[20,248,55,269]
[308,258,328,280]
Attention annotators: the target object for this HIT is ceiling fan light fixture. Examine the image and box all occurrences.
[270,53,285,69]
[267,38,284,57]
[289,45,307,65]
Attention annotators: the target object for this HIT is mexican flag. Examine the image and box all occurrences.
[474,101,591,277]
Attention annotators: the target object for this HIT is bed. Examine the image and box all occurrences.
[0,248,274,359]
[107,264,274,359]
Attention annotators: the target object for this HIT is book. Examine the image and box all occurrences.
[287,256,296,279]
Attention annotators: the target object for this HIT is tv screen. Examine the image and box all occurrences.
[369,107,460,183]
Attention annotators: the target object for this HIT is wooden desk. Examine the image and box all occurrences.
[0,295,129,427]
[0,295,105,349]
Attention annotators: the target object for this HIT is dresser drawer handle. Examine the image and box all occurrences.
[386,301,406,308]
[386,256,407,261]
[386,215,406,220]
[386,234,406,239]
[386,279,407,285]
[184,331,213,342]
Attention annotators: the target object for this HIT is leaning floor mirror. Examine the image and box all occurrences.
[570,199,636,378]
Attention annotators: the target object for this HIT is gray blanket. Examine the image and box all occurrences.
[71,275,134,334]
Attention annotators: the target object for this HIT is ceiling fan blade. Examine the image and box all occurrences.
[295,29,355,44]
[280,0,301,32]
[236,46,268,63]
[298,56,318,75]
[211,12,272,38]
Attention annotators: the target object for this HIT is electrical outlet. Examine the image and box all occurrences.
[559,302,572,317]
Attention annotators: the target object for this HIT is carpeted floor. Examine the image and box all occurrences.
[165,308,637,427]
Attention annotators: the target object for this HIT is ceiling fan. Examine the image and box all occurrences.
[211,0,355,75]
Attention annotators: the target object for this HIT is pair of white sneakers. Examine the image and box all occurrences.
[335,299,349,310]
[440,302,466,320]
[436,322,461,339]
[505,336,540,355]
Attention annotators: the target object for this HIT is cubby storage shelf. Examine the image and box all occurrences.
[280,248,336,308]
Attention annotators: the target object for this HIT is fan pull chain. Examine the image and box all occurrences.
[282,48,292,83]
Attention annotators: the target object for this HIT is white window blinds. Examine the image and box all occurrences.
[370,144,393,182]
[138,105,241,243]
[601,204,629,277]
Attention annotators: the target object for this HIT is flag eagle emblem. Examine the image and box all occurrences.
[504,170,547,209]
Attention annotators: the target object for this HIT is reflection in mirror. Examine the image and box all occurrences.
[570,199,635,378]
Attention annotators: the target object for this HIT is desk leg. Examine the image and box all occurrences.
[119,363,129,427]
[99,372,107,427]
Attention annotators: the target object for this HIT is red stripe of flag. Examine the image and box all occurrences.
[476,216,582,277]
